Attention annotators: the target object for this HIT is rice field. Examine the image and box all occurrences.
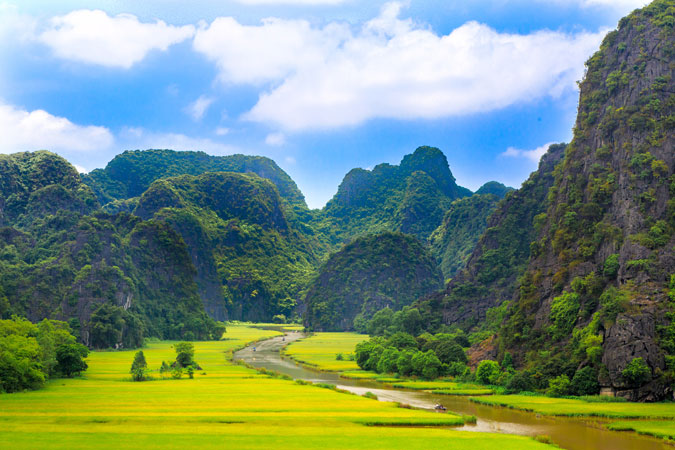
[0,324,553,449]
[471,395,675,419]
[607,420,675,441]
[283,332,367,371]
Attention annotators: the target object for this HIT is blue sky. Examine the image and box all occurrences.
[0,0,648,208]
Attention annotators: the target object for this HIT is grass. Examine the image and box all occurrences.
[0,324,554,449]
[471,395,675,419]
[607,420,675,441]
[283,332,368,371]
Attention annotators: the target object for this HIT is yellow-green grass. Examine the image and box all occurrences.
[340,370,381,379]
[433,389,495,396]
[391,380,483,391]
[472,395,675,419]
[283,332,368,371]
[230,321,304,332]
[607,420,675,441]
[0,324,555,449]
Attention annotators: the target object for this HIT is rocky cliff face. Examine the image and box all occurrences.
[500,0,674,400]
[416,144,565,331]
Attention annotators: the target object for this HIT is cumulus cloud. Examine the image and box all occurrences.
[501,142,555,163]
[0,102,114,153]
[185,95,215,121]
[193,16,349,84]
[38,10,194,68]
[194,2,604,131]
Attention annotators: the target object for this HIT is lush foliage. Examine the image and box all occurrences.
[304,232,443,331]
[0,316,87,392]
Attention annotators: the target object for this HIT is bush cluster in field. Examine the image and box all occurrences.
[0,316,88,392]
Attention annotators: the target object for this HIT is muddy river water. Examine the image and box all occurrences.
[233,332,669,450]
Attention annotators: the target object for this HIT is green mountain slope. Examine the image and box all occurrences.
[315,146,472,246]
[0,152,221,346]
[500,0,675,400]
[429,193,501,280]
[82,149,307,208]
[304,232,443,331]
[417,144,566,331]
[134,172,317,321]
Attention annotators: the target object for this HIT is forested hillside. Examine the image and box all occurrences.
[314,146,473,247]
[134,171,317,322]
[304,232,443,331]
[0,152,223,347]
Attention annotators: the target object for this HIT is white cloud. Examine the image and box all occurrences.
[193,16,349,84]
[562,0,648,9]
[193,2,604,131]
[38,10,194,68]
[215,127,230,136]
[0,3,36,43]
[284,156,296,164]
[265,132,286,146]
[501,142,555,163]
[119,127,241,155]
[235,0,345,4]
[73,164,88,173]
[185,95,215,121]
[0,102,114,153]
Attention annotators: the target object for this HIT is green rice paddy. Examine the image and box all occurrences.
[0,324,553,449]
[283,332,367,371]
[606,420,675,441]
[471,395,675,419]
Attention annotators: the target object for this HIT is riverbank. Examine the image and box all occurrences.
[280,331,675,448]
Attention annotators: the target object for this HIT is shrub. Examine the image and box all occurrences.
[549,292,580,339]
[621,357,651,387]
[174,342,195,368]
[396,350,414,376]
[570,366,599,396]
[603,254,620,278]
[476,360,501,385]
[546,374,571,397]
[130,350,148,382]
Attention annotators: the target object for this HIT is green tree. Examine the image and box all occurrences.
[546,374,571,397]
[376,347,400,374]
[55,343,89,377]
[174,342,195,368]
[396,350,414,376]
[421,350,442,379]
[367,308,394,336]
[622,357,651,387]
[476,360,501,385]
[435,340,467,365]
[130,350,148,381]
[570,366,599,396]
[0,333,45,392]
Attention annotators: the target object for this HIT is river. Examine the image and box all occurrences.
[233,331,669,450]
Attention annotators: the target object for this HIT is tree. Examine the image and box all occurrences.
[159,361,170,377]
[55,343,89,377]
[130,350,148,381]
[476,360,501,385]
[435,340,467,365]
[385,332,418,350]
[0,333,45,392]
[502,352,514,371]
[622,357,651,387]
[546,374,571,397]
[376,348,400,374]
[396,350,414,376]
[174,342,195,368]
[570,366,599,396]
[367,308,394,336]
[421,350,442,379]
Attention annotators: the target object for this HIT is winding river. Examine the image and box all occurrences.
[233,331,670,450]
